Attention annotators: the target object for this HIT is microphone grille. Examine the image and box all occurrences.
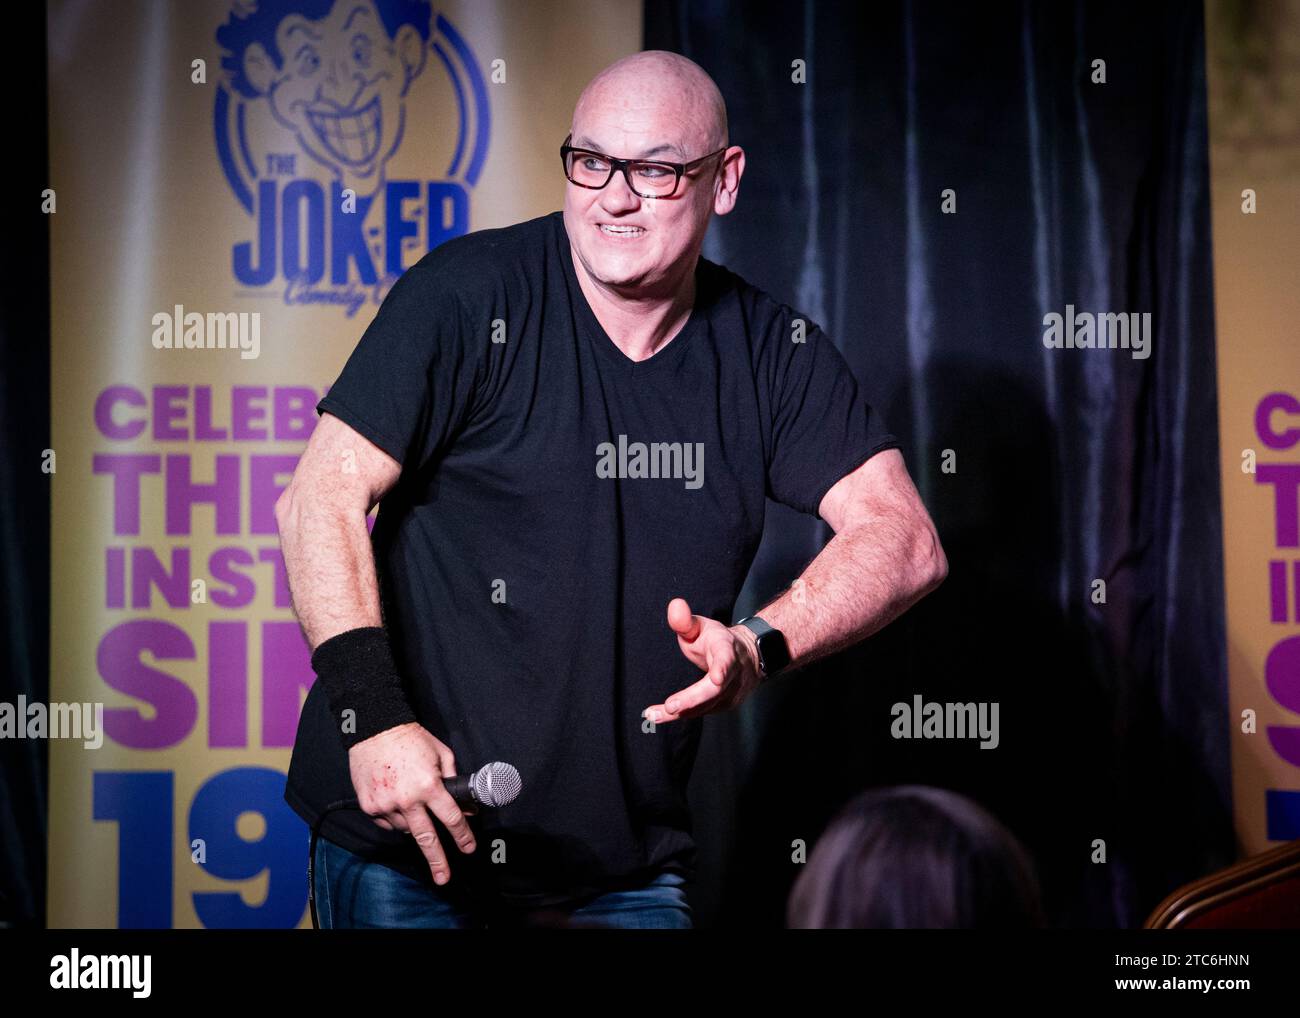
[473,762,522,807]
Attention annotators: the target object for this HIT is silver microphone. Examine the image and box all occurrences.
[443,761,522,809]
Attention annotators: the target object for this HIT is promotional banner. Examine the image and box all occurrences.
[47,0,640,928]
[1206,0,1300,852]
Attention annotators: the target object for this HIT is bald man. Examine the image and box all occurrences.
[278,50,947,929]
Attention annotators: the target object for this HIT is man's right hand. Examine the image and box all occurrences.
[347,722,478,885]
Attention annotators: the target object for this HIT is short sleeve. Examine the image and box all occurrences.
[316,261,481,474]
[766,320,899,518]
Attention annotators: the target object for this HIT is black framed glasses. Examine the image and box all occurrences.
[560,133,727,199]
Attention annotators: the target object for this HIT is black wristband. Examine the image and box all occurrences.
[310,626,418,750]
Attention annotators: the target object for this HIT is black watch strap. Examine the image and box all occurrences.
[737,615,791,676]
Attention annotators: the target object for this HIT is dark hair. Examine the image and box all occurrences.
[787,786,1045,928]
[217,0,434,99]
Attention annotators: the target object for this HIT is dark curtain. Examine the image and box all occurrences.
[0,1,50,927]
[649,0,1230,928]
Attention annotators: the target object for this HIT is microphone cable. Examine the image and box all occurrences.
[307,798,361,930]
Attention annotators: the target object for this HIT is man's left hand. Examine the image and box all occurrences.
[644,597,764,723]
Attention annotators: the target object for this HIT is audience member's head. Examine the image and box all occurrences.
[787,785,1045,928]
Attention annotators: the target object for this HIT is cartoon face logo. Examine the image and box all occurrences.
[219,0,430,198]
[216,0,490,310]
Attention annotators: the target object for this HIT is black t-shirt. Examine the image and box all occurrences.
[284,210,898,910]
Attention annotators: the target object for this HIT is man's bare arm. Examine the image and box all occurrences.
[274,412,476,884]
[747,448,947,669]
[274,412,399,648]
[647,448,946,722]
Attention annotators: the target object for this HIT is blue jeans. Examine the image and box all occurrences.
[313,835,693,929]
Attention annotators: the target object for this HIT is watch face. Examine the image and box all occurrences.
[758,629,791,675]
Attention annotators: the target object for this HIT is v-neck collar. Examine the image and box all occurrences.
[555,211,703,375]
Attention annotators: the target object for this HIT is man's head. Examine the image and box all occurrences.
[563,50,744,299]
